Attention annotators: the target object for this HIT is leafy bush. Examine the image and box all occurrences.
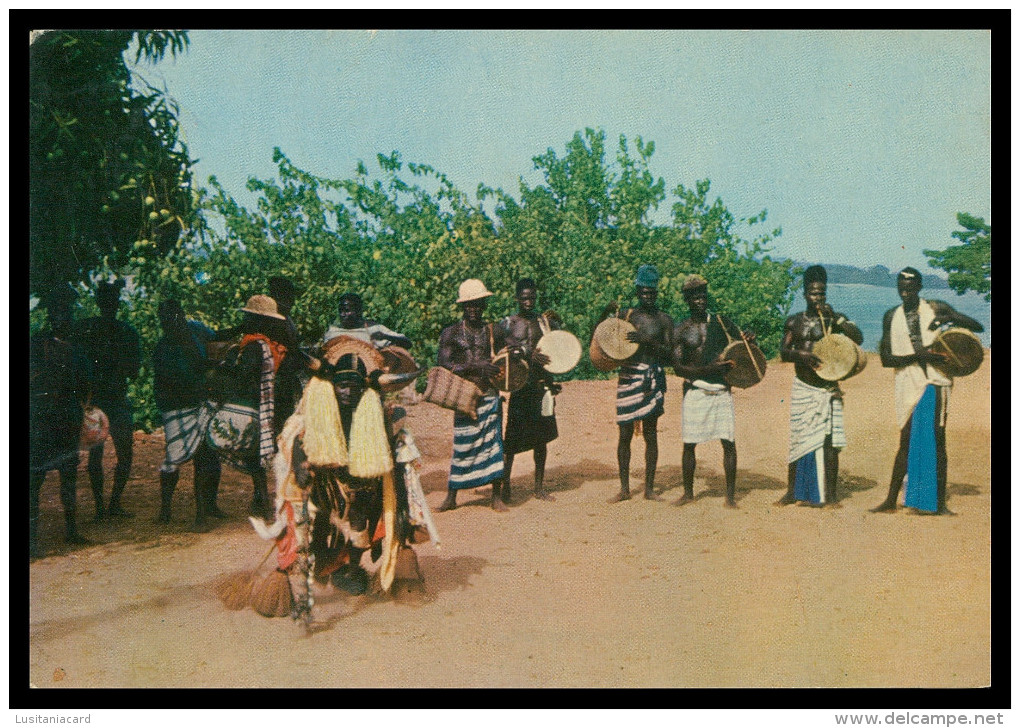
[33,129,798,431]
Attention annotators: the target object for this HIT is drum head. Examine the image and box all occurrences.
[594,318,639,360]
[492,348,530,392]
[813,334,857,381]
[536,331,582,374]
[932,328,984,377]
[721,341,767,389]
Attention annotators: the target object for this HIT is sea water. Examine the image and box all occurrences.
[817,283,991,352]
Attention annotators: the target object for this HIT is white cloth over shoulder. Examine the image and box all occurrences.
[890,301,951,429]
[681,380,735,444]
[322,322,404,348]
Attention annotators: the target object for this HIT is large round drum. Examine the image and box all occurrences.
[931,327,984,377]
[491,348,530,392]
[536,330,582,374]
[845,344,868,379]
[812,333,858,381]
[590,318,638,372]
[720,340,768,389]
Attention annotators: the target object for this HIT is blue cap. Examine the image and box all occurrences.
[634,264,660,289]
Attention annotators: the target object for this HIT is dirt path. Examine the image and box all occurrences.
[28,353,991,688]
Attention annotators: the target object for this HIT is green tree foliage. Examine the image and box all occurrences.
[488,129,796,377]
[924,213,991,302]
[29,30,193,294]
[33,128,797,431]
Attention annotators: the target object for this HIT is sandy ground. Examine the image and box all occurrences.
[27,352,991,688]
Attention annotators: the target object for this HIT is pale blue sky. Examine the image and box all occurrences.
[134,29,991,276]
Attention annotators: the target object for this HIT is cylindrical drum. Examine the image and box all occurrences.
[536,330,582,375]
[720,340,768,389]
[930,328,984,377]
[491,348,530,392]
[590,318,638,372]
[812,333,858,381]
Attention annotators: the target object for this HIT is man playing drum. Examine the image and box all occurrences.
[600,264,674,503]
[673,275,753,509]
[500,278,561,503]
[871,267,983,515]
[436,279,510,512]
[776,265,863,507]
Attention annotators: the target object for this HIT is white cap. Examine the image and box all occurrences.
[456,279,494,303]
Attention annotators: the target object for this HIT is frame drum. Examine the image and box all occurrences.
[536,330,582,374]
[931,327,984,377]
[812,333,858,381]
[590,317,638,371]
[720,340,767,389]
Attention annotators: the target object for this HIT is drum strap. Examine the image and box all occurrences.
[717,313,763,382]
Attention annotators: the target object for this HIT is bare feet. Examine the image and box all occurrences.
[534,490,556,502]
[608,490,631,504]
[774,493,797,506]
[189,519,214,533]
[935,506,957,516]
[491,497,509,513]
[644,489,664,501]
[207,505,229,519]
[870,501,897,513]
[675,492,695,507]
[823,501,843,510]
[724,499,738,509]
[436,493,458,512]
[500,483,512,505]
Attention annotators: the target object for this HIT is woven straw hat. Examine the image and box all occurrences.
[239,294,285,320]
[456,279,494,303]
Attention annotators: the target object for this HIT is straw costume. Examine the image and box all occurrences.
[248,344,431,624]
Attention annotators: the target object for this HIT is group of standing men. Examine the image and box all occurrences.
[428,262,983,520]
[29,258,985,558]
